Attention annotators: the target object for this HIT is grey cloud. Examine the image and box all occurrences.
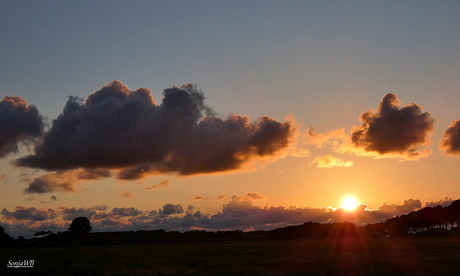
[0,96,44,157]
[1,206,55,221]
[440,120,460,155]
[16,81,295,179]
[160,203,184,216]
[111,207,143,217]
[23,169,111,194]
[350,93,435,159]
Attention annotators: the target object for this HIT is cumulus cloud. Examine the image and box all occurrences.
[0,96,44,157]
[439,120,460,155]
[311,155,354,168]
[348,93,435,159]
[23,169,111,194]
[160,203,184,216]
[16,81,296,179]
[146,179,170,190]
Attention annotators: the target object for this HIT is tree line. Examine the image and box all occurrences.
[2,199,460,248]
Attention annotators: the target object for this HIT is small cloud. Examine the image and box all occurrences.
[232,192,267,202]
[311,155,354,168]
[214,194,229,201]
[146,179,170,190]
[23,169,111,194]
[193,194,229,201]
[117,190,133,198]
[193,195,208,200]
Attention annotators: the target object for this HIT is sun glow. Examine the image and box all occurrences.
[342,197,358,211]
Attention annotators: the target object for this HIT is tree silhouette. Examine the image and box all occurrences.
[0,225,13,248]
[69,217,92,245]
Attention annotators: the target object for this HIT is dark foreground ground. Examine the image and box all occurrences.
[1,238,460,275]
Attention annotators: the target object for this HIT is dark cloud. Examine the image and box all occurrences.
[23,169,111,194]
[349,93,435,159]
[0,96,44,157]
[160,203,184,216]
[60,206,97,221]
[1,206,55,221]
[111,207,142,217]
[439,120,460,155]
[16,81,295,179]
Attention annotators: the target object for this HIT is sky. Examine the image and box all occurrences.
[1,0,460,237]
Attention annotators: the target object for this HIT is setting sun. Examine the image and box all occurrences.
[342,197,358,211]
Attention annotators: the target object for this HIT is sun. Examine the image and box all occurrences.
[342,197,358,211]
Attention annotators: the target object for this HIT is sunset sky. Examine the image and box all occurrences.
[1,1,460,237]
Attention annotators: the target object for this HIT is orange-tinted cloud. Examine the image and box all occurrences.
[16,81,296,179]
[348,93,435,159]
[117,190,133,198]
[439,120,460,156]
[311,155,354,168]
[23,169,111,194]
[146,179,170,190]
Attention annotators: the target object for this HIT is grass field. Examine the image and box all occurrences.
[1,238,460,275]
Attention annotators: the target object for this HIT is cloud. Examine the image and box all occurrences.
[305,128,349,148]
[0,197,433,238]
[146,179,170,190]
[1,206,55,221]
[347,93,436,159]
[111,207,142,217]
[117,190,133,198]
[439,120,460,156]
[193,194,229,201]
[0,96,44,157]
[193,195,208,200]
[59,206,98,221]
[231,192,267,202]
[160,203,184,216]
[23,169,111,194]
[311,155,354,168]
[425,197,454,207]
[16,81,296,179]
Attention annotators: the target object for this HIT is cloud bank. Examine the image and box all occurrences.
[16,81,295,181]
[0,196,431,238]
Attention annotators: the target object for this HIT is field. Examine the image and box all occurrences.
[1,238,460,275]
